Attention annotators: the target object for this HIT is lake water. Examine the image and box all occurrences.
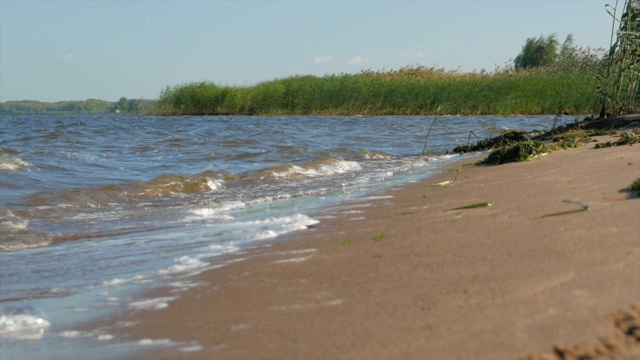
[0,113,573,358]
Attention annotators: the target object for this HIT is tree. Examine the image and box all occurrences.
[514,34,560,70]
[115,97,129,112]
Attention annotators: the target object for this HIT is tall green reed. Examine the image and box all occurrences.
[598,0,639,116]
[156,65,601,116]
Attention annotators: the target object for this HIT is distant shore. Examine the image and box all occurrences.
[89,134,639,360]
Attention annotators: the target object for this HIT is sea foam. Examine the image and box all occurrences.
[0,305,50,340]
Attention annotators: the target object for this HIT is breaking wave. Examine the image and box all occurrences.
[0,148,29,172]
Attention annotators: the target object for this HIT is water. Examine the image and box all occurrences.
[0,113,573,358]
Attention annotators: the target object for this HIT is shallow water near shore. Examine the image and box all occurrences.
[0,113,576,358]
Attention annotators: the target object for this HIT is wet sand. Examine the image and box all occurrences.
[95,136,640,359]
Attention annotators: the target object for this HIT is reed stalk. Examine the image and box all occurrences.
[598,0,639,116]
[423,107,440,155]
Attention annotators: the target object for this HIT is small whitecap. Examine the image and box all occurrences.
[103,278,128,286]
[128,297,177,311]
[0,155,29,172]
[206,178,223,191]
[179,345,204,352]
[115,320,138,328]
[97,334,114,341]
[137,338,175,346]
[59,330,91,338]
[272,256,312,264]
[155,256,209,276]
[254,230,278,240]
[0,309,51,340]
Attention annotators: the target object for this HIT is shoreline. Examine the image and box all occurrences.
[88,136,639,359]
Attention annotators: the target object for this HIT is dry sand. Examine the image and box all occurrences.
[93,136,640,360]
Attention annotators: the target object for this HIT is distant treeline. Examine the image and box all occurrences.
[0,98,157,115]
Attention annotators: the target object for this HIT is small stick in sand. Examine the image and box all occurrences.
[542,200,590,217]
[448,202,493,210]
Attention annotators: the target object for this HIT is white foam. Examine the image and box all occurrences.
[188,208,235,220]
[60,329,114,341]
[254,230,278,240]
[48,288,71,295]
[272,256,313,264]
[59,330,93,338]
[1,219,29,232]
[185,201,244,222]
[103,278,128,286]
[137,338,176,346]
[233,214,319,241]
[106,297,120,306]
[128,296,177,311]
[167,280,200,288]
[115,320,139,328]
[0,314,50,340]
[207,243,240,253]
[272,160,362,178]
[206,178,224,191]
[97,334,114,341]
[179,345,204,352]
[359,195,394,200]
[0,155,29,171]
[168,280,204,293]
[282,248,318,255]
[155,256,209,276]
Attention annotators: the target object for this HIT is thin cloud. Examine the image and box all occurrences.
[346,56,369,66]
[402,51,428,60]
[313,56,333,65]
[55,53,75,64]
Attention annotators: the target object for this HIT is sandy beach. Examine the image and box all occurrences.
[91,135,639,360]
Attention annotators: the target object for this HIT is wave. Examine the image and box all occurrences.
[0,148,29,172]
[24,170,229,210]
[0,305,50,340]
[256,158,362,180]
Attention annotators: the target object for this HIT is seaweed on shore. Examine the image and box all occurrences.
[450,129,550,165]
[448,115,638,165]
[548,132,594,150]
[594,131,639,148]
[478,139,550,165]
[451,130,529,154]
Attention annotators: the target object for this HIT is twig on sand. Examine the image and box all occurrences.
[542,200,590,217]
[448,202,493,211]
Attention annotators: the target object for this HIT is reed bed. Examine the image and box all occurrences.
[157,65,601,116]
[598,0,639,116]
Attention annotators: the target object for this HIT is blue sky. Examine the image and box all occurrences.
[0,0,614,102]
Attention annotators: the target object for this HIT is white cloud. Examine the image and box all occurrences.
[313,56,333,65]
[56,53,75,64]
[402,51,428,60]
[346,56,369,66]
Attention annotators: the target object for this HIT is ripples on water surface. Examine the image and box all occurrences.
[0,113,575,357]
